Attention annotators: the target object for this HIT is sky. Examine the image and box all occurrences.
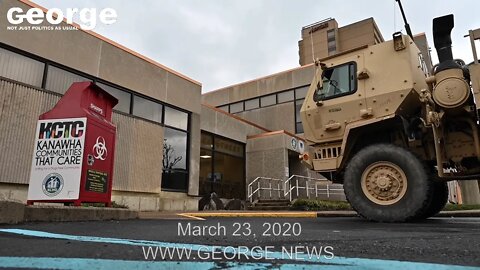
[32,0,480,93]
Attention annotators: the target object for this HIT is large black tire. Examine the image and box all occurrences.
[344,144,432,222]
[416,181,448,219]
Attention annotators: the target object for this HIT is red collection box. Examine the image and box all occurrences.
[27,82,118,206]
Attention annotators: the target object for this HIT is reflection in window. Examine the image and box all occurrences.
[215,137,244,157]
[45,65,90,94]
[0,47,44,87]
[165,106,188,130]
[244,98,259,110]
[277,90,294,103]
[295,99,305,134]
[163,128,187,170]
[314,62,356,101]
[230,102,243,113]
[132,95,163,123]
[218,105,229,112]
[212,152,245,199]
[295,86,309,99]
[199,132,245,199]
[162,127,189,191]
[260,94,276,107]
[96,82,131,114]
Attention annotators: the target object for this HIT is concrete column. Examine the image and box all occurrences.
[459,181,480,204]
[188,113,201,197]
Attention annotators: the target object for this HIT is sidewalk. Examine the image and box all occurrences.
[138,209,480,220]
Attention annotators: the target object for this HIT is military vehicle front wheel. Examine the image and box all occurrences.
[344,144,431,222]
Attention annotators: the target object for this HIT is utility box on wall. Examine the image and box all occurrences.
[27,82,118,206]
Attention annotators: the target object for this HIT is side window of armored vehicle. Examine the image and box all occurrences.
[314,62,357,101]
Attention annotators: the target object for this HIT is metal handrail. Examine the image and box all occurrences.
[247,175,344,203]
[247,177,284,202]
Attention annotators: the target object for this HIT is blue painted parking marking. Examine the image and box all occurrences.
[0,229,479,270]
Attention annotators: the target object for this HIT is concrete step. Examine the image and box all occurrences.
[257,199,290,203]
[255,202,290,207]
[247,205,291,211]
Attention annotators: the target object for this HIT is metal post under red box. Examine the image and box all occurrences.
[27,82,118,207]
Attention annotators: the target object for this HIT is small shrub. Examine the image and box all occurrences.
[443,204,480,211]
[291,199,352,211]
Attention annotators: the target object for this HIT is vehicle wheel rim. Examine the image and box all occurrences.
[361,161,408,205]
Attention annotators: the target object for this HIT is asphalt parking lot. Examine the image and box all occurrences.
[0,216,479,269]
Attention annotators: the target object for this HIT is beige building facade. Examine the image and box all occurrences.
[0,0,202,211]
[1,2,437,210]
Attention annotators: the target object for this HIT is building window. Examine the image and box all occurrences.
[260,94,276,107]
[45,65,90,94]
[162,127,189,191]
[218,105,229,112]
[277,90,294,103]
[96,82,132,114]
[132,95,163,123]
[244,98,259,111]
[327,29,335,40]
[165,106,188,131]
[230,102,244,113]
[199,132,245,199]
[295,99,305,134]
[314,62,357,101]
[295,86,309,99]
[0,47,44,87]
[327,29,337,56]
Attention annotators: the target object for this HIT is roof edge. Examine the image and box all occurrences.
[247,130,305,142]
[204,63,314,95]
[202,103,271,133]
[20,0,202,87]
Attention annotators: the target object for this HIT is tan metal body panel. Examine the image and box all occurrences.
[301,52,367,143]
[302,36,426,145]
[470,64,480,109]
[301,35,429,172]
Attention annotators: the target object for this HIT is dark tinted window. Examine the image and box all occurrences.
[314,62,356,101]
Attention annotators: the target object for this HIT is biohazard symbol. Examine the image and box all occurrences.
[93,136,107,160]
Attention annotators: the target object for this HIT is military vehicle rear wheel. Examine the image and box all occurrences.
[344,144,431,222]
[416,181,448,219]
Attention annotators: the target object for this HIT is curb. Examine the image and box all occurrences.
[180,211,318,218]
[0,201,138,224]
[178,210,480,219]
[436,210,480,218]
[24,205,138,222]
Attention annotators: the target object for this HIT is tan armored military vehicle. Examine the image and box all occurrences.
[300,14,480,222]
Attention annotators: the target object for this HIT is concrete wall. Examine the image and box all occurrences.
[337,18,380,52]
[188,112,201,196]
[246,132,304,183]
[0,80,60,185]
[111,114,164,193]
[0,0,203,210]
[202,65,314,107]
[0,78,197,210]
[237,102,296,134]
[0,0,201,114]
[299,19,338,65]
[200,105,267,142]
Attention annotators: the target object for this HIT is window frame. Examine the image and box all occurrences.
[161,114,191,192]
[199,130,246,199]
[244,98,260,111]
[277,89,295,104]
[313,61,357,102]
